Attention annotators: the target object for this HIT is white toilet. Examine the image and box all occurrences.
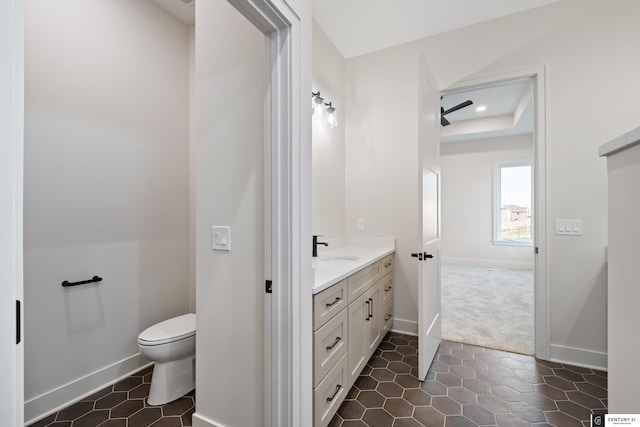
[138,313,196,405]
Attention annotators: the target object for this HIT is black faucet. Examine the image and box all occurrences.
[312,235,329,257]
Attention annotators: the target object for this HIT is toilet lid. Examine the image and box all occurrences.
[138,313,196,345]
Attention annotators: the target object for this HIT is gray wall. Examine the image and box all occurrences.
[24,0,190,420]
[194,1,265,425]
[312,21,346,240]
[345,0,640,367]
[441,134,534,268]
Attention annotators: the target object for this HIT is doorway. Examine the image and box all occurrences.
[438,73,547,357]
[3,0,311,425]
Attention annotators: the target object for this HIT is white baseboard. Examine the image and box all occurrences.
[442,257,533,270]
[550,344,608,371]
[391,318,418,336]
[193,412,225,427]
[24,353,151,425]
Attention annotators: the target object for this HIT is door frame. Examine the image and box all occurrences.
[1,0,24,425]
[439,66,549,360]
[226,0,312,426]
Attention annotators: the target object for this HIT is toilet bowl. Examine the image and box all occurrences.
[138,313,196,405]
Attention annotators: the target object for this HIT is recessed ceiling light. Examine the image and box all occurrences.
[476,105,487,112]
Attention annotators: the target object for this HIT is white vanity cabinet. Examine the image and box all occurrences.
[312,253,394,427]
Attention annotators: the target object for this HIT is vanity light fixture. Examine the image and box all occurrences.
[326,102,337,128]
[312,91,338,128]
[312,91,326,120]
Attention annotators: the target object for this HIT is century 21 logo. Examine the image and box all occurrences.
[592,414,604,427]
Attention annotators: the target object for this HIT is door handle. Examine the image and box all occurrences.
[411,252,434,261]
[365,300,370,321]
[368,298,373,318]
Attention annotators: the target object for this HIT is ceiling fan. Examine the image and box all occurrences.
[441,98,473,126]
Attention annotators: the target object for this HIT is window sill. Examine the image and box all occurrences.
[493,239,533,247]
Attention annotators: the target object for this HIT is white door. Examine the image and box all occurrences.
[416,55,441,381]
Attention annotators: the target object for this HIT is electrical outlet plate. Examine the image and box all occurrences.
[211,226,231,250]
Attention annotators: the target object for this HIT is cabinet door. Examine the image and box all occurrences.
[365,285,380,354]
[348,292,367,386]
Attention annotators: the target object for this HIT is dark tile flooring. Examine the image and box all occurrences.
[28,333,607,427]
[330,332,607,427]
[27,366,194,427]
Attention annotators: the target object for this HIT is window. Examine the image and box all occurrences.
[494,163,532,245]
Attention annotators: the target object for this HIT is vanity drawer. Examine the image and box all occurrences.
[314,352,348,427]
[379,272,393,308]
[314,279,348,331]
[347,262,381,303]
[381,299,393,335]
[380,254,393,276]
[314,308,348,387]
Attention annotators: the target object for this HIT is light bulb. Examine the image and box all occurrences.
[326,105,337,128]
[312,96,325,120]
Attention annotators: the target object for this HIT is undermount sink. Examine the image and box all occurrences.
[318,255,359,262]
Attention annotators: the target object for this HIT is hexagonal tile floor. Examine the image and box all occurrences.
[27,366,194,427]
[329,332,607,427]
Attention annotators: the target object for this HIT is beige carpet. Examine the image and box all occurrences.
[441,263,534,355]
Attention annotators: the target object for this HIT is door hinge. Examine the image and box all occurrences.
[535,247,539,254]
[16,300,21,344]
[265,280,272,294]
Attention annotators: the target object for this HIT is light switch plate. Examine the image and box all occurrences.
[211,226,231,251]
[555,220,583,236]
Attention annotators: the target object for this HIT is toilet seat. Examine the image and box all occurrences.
[138,313,196,346]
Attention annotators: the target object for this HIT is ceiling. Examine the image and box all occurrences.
[311,1,546,142]
[441,78,534,143]
[312,0,562,59]
[152,0,540,142]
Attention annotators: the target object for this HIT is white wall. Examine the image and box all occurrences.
[312,21,346,239]
[23,0,190,420]
[194,2,265,425]
[441,134,533,268]
[345,0,640,365]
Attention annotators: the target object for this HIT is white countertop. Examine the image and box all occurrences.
[312,237,395,294]
[599,126,640,157]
